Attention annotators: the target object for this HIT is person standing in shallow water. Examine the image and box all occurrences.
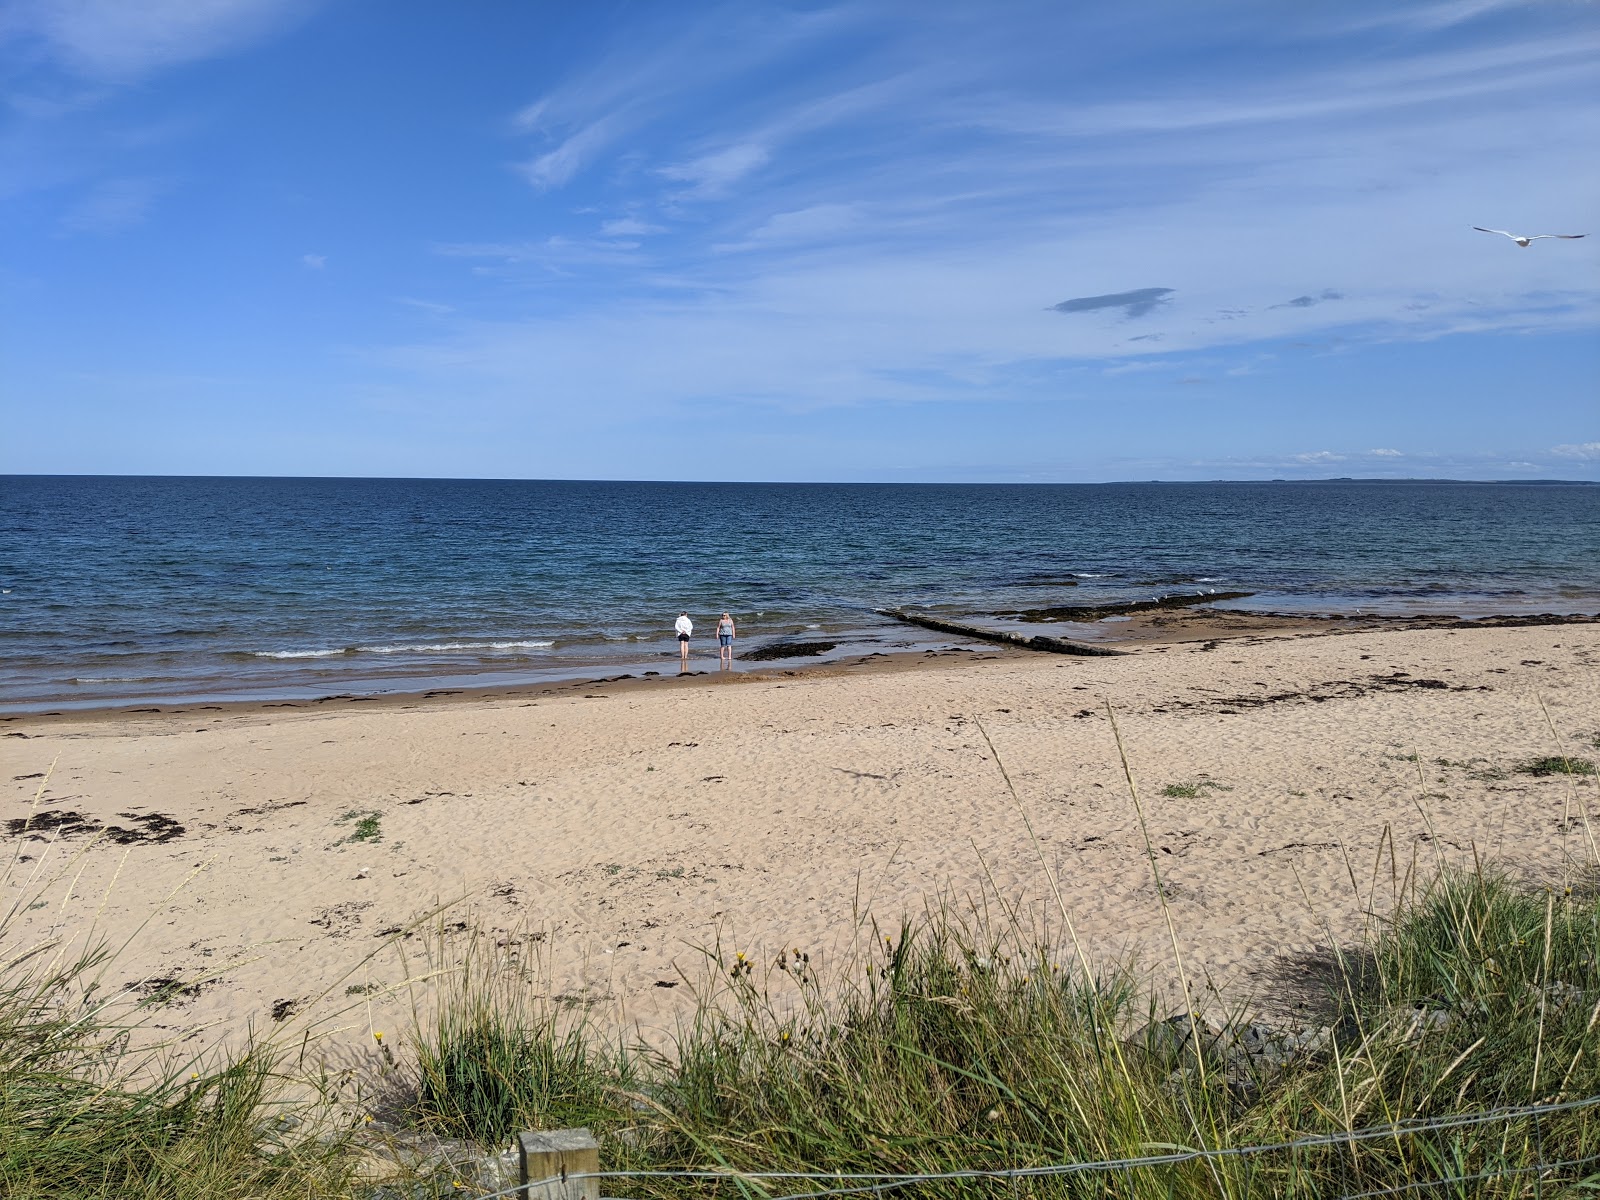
[674,611,693,670]
[716,611,736,669]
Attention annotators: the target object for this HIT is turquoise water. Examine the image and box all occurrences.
[2,476,1597,710]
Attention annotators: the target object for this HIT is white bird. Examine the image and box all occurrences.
[1473,227,1586,247]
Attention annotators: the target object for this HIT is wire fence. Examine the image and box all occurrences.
[456,1094,1600,1200]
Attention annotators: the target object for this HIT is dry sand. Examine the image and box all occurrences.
[3,621,1597,1061]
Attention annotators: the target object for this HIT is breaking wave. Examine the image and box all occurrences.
[251,640,554,659]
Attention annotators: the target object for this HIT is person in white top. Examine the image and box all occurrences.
[674,611,693,669]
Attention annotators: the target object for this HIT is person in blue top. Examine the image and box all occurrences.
[716,611,736,669]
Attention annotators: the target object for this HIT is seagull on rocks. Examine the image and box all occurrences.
[1473,227,1586,247]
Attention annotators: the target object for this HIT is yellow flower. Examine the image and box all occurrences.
[373,1031,384,1042]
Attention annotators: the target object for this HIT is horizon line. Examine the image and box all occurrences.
[3,473,1598,487]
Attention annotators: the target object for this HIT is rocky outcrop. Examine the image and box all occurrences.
[1010,591,1255,623]
[742,640,838,661]
[877,609,1126,656]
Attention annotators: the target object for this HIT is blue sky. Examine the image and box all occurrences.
[2,0,1597,482]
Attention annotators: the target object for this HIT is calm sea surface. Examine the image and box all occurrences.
[2,476,1597,711]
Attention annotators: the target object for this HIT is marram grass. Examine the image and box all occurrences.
[0,938,360,1199]
[5,851,1599,1196]
[403,867,1600,1199]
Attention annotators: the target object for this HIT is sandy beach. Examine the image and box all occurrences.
[4,619,1597,1061]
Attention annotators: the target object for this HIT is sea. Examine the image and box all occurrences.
[2,476,1597,712]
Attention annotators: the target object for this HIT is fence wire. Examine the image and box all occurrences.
[464,1093,1600,1200]
[1338,1149,1600,1198]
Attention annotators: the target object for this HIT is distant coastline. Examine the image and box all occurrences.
[4,472,1599,485]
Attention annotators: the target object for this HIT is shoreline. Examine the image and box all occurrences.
[5,606,1596,727]
[3,616,1597,1059]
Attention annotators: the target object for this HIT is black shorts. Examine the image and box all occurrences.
[678,633,690,642]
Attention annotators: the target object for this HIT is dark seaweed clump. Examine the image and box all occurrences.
[742,640,838,661]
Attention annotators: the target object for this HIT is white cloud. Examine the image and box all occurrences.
[658,142,769,198]
[1329,0,1529,37]
[715,203,859,252]
[391,5,1600,424]
[1552,441,1600,459]
[1294,451,1346,463]
[971,33,1600,139]
[301,253,325,269]
[434,236,645,274]
[2,0,316,80]
[506,5,863,194]
[599,217,665,237]
[518,117,623,191]
[1369,448,1404,457]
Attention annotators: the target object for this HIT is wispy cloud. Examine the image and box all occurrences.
[971,32,1600,139]
[59,175,167,233]
[1552,441,1600,460]
[1327,0,1531,37]
[518,117,622,191]
[715,203,860,252]
[395,297,454,315]
[507,4,867,196]
[433,236,646,275]
[301,253,325,269]
[659,142,769,199]
[2,0,317,80]
[379,3,1600,442]
[599,216,665,237]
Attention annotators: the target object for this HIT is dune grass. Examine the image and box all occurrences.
[0,769,366,1200]
[11,863,1600,1197]
[5,866,1599,1198]
[6,741,1599,1198]
[400,866,1600,1198]
[0,937,361,1199]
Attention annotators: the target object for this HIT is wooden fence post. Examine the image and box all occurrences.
[518,1128,601,1200]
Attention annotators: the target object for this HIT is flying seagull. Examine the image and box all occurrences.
[1473,227,1586,247]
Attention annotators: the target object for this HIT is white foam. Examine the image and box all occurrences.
[71,676,147,683]
[1072,573,1110,578]
[358,640,555,654]
[254,640,555,659]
